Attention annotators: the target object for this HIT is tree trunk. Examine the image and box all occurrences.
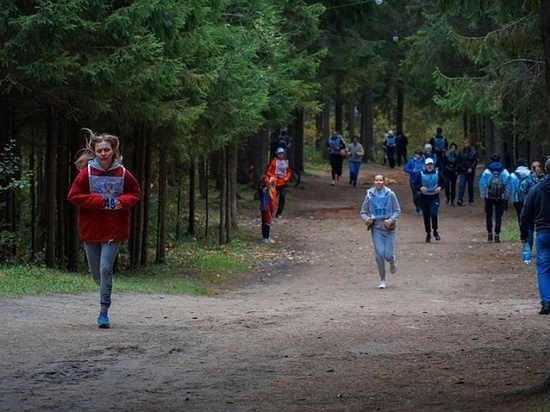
[396,81,404,134]
[228,144,238,234]
[155,137,168,264]
[218,147,228,245]
[66,125,81,271]
[293,109,304,172]
[188,158,196,236]
[347,96,355,137]
[45,109,58,268]
[361,84,375,162]
[335,86,343,134]
[541,0,550,112]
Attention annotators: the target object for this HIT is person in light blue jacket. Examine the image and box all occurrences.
[478,153,511,243]
[360,174,401,289]
[507,158,531,223]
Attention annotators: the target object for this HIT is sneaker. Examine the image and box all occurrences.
[390,259,397,274]
[275,214,282,219]
[488,233,493,242]
[540,304,550,315]
[416,209,423,216]
[433,231,441,241]
[425,234,431,243]
[445,198,450,205]
[450,201,455,206]
[379,281,387,289]
[98,313,110,329]
[494,234,501,243]
[262,237,275,244]
[469,202,474,206]
[457,200,463,206]
[331,181,335,186]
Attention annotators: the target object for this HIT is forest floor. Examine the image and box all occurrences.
[1,162,550,411]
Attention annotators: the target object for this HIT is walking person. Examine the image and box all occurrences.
[478,153,511,243]
[423,143,438,167]
[258,175,278,243]
[67,128,141,329]
[327,130,346,185]
[456,139,478,206]
[520,157,550,314]
[265,147,293,218]
[443,143,459,205]
[508,158,531,224]
[384,130,397,168]
[395,130,408,167]
[415,158,446,242]
[404,148,425,215]
[347,135,364,188]
[360,174,401,289]
[429,127,448,170]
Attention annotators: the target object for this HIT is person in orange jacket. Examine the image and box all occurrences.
[265,147,293,218]
[259,175,278,243]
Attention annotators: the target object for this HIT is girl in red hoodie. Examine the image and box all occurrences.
[67,128,141,329]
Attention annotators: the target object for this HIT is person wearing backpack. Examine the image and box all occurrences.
[520,157,550,314]
[508,158,531,224]
[478,153,511,243]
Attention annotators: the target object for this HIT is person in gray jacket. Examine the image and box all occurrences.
[360,174,401,289]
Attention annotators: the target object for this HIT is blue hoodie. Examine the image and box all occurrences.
[478,161,511,200]
[404,155,425,185]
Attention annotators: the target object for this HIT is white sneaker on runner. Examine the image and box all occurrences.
[379,281,386,289]
[262,238,275,244]
[390,259,397,274]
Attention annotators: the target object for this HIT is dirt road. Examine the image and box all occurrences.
[1,164,549,411]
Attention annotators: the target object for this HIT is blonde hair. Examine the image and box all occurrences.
[532,161,543,176]
[74,128,122,170]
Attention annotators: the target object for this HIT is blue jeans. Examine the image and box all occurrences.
[458,171,475,204]
[348,161,361,186]
[484,198,505,234]
[535,231,550,305]
[371,228,396,281]
[84,241,121,314]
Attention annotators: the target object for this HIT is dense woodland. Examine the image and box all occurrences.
[0,0,549,270]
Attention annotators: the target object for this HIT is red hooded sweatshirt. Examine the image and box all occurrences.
[67,160,141,242]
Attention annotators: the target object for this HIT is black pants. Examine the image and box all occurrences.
[420,194,440,234]
[276,186,288,216]
[484,198,505,234]
[443,170,457,203]
[329,154,344,179]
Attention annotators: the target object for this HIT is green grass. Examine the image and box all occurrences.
[0,235,256,298]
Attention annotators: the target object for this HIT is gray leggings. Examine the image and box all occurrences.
[84,241,120,314]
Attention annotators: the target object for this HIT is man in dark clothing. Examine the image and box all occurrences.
[429,127,448,170]
[395,130,408,167]
[456,139,478,206]
[520,158,550,314]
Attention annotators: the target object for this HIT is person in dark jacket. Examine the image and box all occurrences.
[395,130,408,167]
[520,157,550,314]
[429,127,448,170]
[68,128,141,329]
[414,157,446,242]
[456,139,478,206]
[443,143,459,205]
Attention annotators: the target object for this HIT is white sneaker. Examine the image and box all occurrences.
[390,259,397,274]
[379,281,386,289]
[262,238,275,244]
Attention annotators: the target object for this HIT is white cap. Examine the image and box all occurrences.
[425,158,434,165]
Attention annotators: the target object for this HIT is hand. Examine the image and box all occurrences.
[420,187,427,194]
[114,199,122,209]
[435,187,441,194]
[384,219,393,230]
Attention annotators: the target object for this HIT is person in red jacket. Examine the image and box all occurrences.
[67,128,141,329]
[265,147,293,218]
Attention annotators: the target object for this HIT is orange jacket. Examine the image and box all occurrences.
[265,157,292,188]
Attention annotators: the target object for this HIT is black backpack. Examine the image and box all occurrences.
[488,171,505,199]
